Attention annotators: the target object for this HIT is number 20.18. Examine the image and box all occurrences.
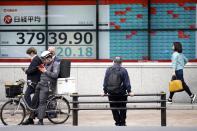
[57,47,93,57]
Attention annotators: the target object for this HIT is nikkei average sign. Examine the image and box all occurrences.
[0,1,103,58]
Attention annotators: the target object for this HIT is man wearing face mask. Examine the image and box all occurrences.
[35,51,60,125]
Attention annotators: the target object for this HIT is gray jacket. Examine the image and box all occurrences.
[40,60,60,87]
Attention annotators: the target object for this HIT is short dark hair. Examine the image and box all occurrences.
[173,42,182,53]
[26,47,37,55]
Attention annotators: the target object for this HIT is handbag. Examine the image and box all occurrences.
[169,75,183,92]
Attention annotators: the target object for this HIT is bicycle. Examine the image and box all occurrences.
[0,79,70,125]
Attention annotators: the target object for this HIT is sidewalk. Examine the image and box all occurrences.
[75,109,197,126]
[1,126,197,131]
[167,103,197,110]
[0,103,197,127]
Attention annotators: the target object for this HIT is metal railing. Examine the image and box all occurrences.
[70,92,166,126]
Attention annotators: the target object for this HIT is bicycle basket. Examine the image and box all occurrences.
[5,82,24,98]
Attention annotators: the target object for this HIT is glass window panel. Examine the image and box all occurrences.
[110,4,148,29]
[110,31,148,60]
[47,0,97,59]
[0,0,45,58]
[48,1,96,30]
[151,3,196,29]
[151,31,196,60]
[1,0,197,61]
[48,31,96,59]
[99,2,148,30]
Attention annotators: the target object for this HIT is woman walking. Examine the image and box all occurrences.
[168,42,196,104]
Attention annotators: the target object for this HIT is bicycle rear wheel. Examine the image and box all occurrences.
[0,100,26,125]
[47,96,70,124]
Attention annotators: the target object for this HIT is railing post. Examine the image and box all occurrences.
[72,93,78,126]
[160,92,166,126]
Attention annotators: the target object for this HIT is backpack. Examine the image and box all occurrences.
[106,67,123,94]
[58,59,71,78]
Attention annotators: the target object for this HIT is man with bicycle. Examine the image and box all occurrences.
[22,47,42,108]
[23,51,60,125]
[36,51,60,125]
[22,47,42,125]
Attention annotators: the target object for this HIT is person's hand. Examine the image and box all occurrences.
[38,67,47,73]
[172,69,176,76]
[101,93,107,97]
[129,91,134,97]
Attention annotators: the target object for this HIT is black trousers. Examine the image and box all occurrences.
[24,84,36,108]
[108,95,127,125]
[169,69,192,99]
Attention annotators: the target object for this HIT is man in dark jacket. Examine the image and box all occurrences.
[103,56,134,126]
[22,47,42,107]
[22,47,42,125]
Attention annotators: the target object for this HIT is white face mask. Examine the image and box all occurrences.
[44,57,52,64]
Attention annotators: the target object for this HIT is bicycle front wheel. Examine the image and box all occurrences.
[0,100,26,125]
[47,96,70,124]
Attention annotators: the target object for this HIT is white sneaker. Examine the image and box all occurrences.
[167,98,172,104]
[191,94,196,104]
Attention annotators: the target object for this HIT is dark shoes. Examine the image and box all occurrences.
[115,122,126,126]
[22,118,34,125]
[115,123,120,126]
[115,123,126,126]
[120,123,126,126]
[22,118,44,125]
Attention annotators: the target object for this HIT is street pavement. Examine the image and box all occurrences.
[0,102,197,131]
[1,126,197,131]
[0,104,197,127]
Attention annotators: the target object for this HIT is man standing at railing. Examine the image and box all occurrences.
[103,56,134,126]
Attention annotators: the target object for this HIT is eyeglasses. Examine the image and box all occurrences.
[43,57,52,61]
